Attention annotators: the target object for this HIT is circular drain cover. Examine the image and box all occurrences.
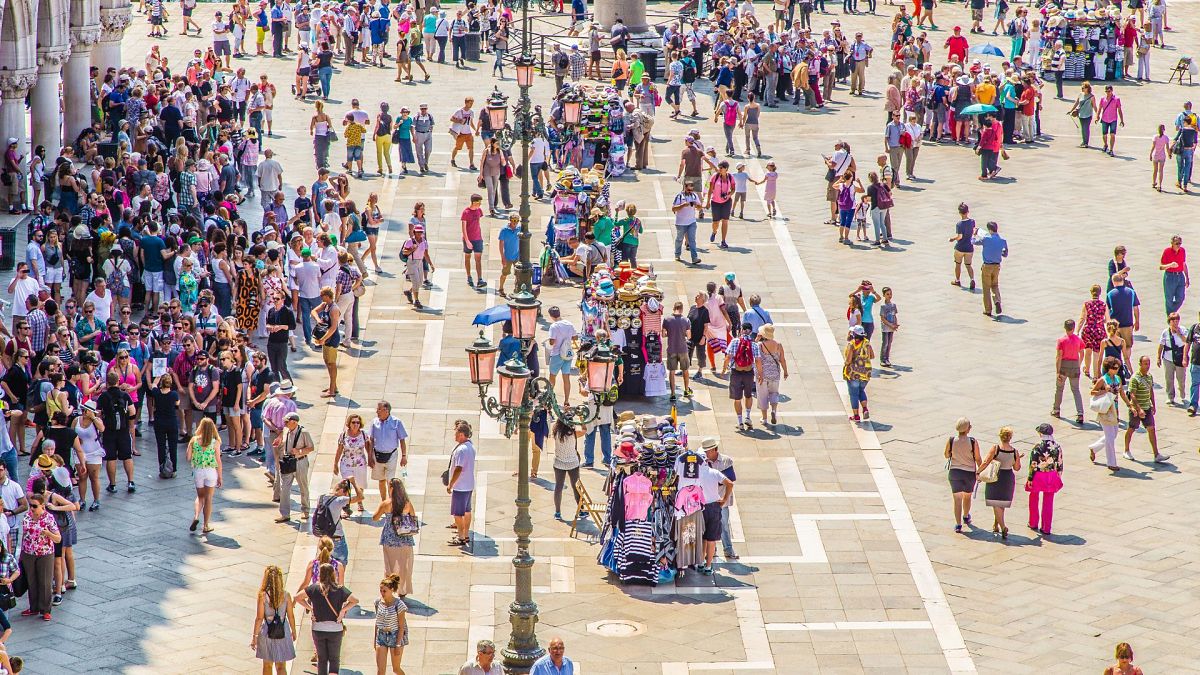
[587,620,645,637]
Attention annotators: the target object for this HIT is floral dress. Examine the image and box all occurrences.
[1081,299,1107,350]
[337,431,370,487]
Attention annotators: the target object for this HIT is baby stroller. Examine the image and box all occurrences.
[291,69,320,98]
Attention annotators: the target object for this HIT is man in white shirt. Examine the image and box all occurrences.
[345,98,370,126]
[0,464,26,553]
[293,247,323,344]
[449,98,476,169]
[230,67,252,123]
[529,135,550,199]
[211,11,232,69]
[7,263,41,333]
[446,421,476,547]
[695,450,733,575]
[85,277,114,324]
[546,306,577,405]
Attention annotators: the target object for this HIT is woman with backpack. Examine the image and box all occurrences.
[401,224,433,310]
[945,418,982,533]
[252,564,297,673]
[865,171,893,247]
[372,478,417,596]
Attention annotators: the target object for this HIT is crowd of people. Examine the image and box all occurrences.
[0,0,1187,671]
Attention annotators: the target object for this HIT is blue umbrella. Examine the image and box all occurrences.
[959,103,999,116]
[473,305,511,326]
[970,43,1005,57]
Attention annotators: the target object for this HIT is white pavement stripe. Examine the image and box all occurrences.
[407,457,428,496]
[748,159,977,674]
[766,621,934,631]
[474,470,490,538]
[428,268,451,311]
[794,513,889,521]
[420,320,444,367]
[653,179,667,211]
[775,457,805,491]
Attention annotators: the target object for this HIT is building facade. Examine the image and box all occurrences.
[0,0,131,173]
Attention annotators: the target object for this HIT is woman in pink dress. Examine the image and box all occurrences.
[1149,123,1171,191]
[1077,284,1109,379]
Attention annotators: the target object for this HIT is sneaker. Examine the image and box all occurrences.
[106,484,117,494]
[476,279,487,288]
[724,551,739,560]
[466,276,474,287]
[127,482,136,493]
[88,502,100,512]
[744,419,753,430]
[1154,454,1168,463]
[52,594,63,606]
[1190,407,1197,417]
[735,422,744,431]
[554,511,562,520]
[670,394,677,401]
[684,387,694,398]
[41,613,51,621]
[969,281,976,290]
[1123,450,1136,461]
[709,232,716,243]
[771,411,777,425]
[19,610,35,617]
[861,406,870,420]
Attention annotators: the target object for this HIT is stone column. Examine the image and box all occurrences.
[65,28,100,150]
[32,51,70,161]
[93,4,132,76]
[595,0,648,32]
[0,72,37,210]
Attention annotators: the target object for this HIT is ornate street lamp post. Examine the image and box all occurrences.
[466,4,615,659]
[467,292,617,672]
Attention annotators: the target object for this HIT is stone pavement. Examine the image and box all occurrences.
[6,2,1200,674]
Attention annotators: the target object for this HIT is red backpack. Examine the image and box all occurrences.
[732,338,754,371]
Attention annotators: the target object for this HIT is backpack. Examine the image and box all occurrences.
[26,379,47,415]
[682,58,697,84]
[1006,20,1017,37]
[875,183,894,210]
[732,338,755,370]
[311,495,338,538]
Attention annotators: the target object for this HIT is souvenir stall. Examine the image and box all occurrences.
[1038,8,1121,81]
[577,267,668,399]
[548,166,607,256]
[597,414,712,586]
[556,84,628,177]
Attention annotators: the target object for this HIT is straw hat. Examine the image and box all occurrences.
[760,324,776,340]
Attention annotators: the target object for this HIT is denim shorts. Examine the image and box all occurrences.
[549,354,573,375]
[462,238,484,254]
[347,145,364,161]
[376,628,399,648]
[1100,120,1117,135]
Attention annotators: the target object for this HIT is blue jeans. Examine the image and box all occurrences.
[674,221,699,261]
[847,379,868,410]
[1189,364,1200,410]
[870,207,888,242]
[1177,147,1194,187]
[298,295,320,342]
[530,161,545,198]
[583,423,612,465]
[317,66,333,98]
[214,281,233,316]
[0,449,15,483]
[721,505,736,555]
[1164,271,1187,315]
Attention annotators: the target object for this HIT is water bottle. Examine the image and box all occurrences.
[401,465,408,481]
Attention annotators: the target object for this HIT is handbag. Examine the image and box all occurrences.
[279,453,298,474]
[1089,392,1115,414]
[345,229,368,243]
[0,584,16,611]
[352,284,366,298]
[392,512,420,536]
[977,452,1000,484]
[327,128,339,142]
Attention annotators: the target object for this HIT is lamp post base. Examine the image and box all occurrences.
[501,597,546,674]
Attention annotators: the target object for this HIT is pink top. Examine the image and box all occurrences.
[1152,134,1170,161]
[623,473,652,521]
[674,485,704,517]
[1098,95,1122,124]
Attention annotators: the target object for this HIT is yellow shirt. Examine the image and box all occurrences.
[345,122,366,147]
[976,82,996,106]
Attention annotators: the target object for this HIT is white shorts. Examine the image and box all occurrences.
[193,467,219,488]
[340,464,368,488]
[44,268,64,284]
[144,271,165,293]
[370,452,398,481]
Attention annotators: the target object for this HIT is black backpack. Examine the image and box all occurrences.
[26,379,46,414]
[682,58,697,84]
[311,495,337,538]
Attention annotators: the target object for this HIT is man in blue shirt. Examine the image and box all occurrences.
[496,215,521,297]
[530,637,574,675]
[1106,273,1140,364]
[744,294,773,334]
[138,223,170,313]
[972,221,1009,317]
[369,400,408,497]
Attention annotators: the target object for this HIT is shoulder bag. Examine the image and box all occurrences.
[441,445,460,486]
[392,512,420,536]
[977,446,1000,483]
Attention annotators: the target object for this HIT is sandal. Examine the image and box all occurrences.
[447,536,468,546]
